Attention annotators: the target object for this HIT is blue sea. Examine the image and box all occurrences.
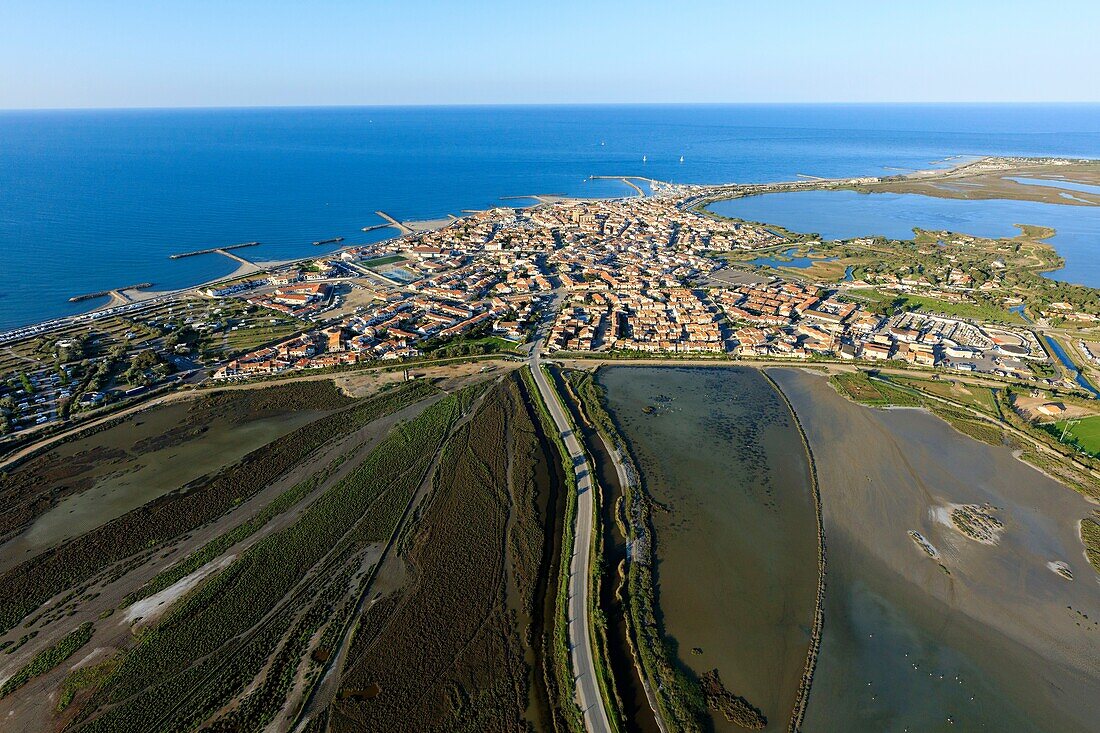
[2,104,1100,330]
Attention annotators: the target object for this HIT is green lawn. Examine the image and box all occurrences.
[364,254,407,268]
[842,289,1023,324]
[898,294,1024,324]
[1053,415,1100,456]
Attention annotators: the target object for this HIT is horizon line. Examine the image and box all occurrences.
[4,100,1100,114]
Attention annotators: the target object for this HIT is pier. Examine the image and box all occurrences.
[374,211,414,235]
[216,248,255,266]
[499,193,567,204]
[360,223,390,233]
[313,236,344,246]
[69,283,153,303]
[588,176,647,196]
[169,242,260,259]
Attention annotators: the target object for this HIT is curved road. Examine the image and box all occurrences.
[528,303,613,733]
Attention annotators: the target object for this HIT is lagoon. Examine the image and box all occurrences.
[747,247,837,269]
[598,366,818,732]
[771,368,1100,733]
[708,189,1100,287]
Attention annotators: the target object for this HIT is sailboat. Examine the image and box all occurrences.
[642,155,647,163]
[679,155,685,163]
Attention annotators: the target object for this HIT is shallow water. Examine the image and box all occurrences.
[747,247,837,269]
[708,189,1100,287]
[598,366,818,732]
[770,368,1100,733]
[0,403,319,567]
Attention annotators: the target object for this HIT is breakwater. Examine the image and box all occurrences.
[68,283,153,302]
[168,242,260,259]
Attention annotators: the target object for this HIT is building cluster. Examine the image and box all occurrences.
[215,196,776,376]
[0,367,70,432]
[709,277,1051,382]
[197,196,1065,389]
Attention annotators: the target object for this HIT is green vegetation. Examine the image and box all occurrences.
[0,379,438,636]
[828,371,921,407]
[700,669,767,729]
[363,254,406,267]
[949,504,1005,544]
[997,388,1100,501]
[420,322,521,359]
[1081,517,1100,574]
[831,371,1005,445]
[124,348,170,387]
[521,367,587,733]
[893,293,1024,324]
[891,376,998,414]
[331,375,551,732]
[72,384,480,732]
[565,369,707,732]
[121,443,357,607]
[1051,415,1100,457]
[56,658,119,712]
[0,621,94,697]
[558,369,626,733]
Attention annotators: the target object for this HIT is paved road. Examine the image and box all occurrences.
[528,301,612,733]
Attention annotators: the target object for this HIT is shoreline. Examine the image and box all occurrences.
[6,153,1098,338]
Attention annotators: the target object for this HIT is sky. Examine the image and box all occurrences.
[1,0,1098,109]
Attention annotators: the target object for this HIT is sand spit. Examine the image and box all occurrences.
[1047,561,1074,580]
[932,503,1005,545]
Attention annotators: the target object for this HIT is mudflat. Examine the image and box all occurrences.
[770,368,1100,733]
[599,366,818,732]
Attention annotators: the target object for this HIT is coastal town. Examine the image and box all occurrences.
[2,173,1099,441]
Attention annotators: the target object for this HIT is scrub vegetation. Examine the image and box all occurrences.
[0,621,94,698]
[1082,516,1100,574]
[0,379,439,637]
[327,373,554,732]
[66,382,479,732]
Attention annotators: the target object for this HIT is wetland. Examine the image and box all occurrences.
[771,368,1100,733]
[597,366,819,732]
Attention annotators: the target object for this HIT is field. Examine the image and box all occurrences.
[327,373,557,733]
[62,382,476,732]
[890,376,999,414]
[0,379,438,636]
[0,367,572,733]
[1052,415,1100,456]
[895,293,1025,324]
[828,371,921,407]
[363,254,407,268]
[0,380,357,551]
